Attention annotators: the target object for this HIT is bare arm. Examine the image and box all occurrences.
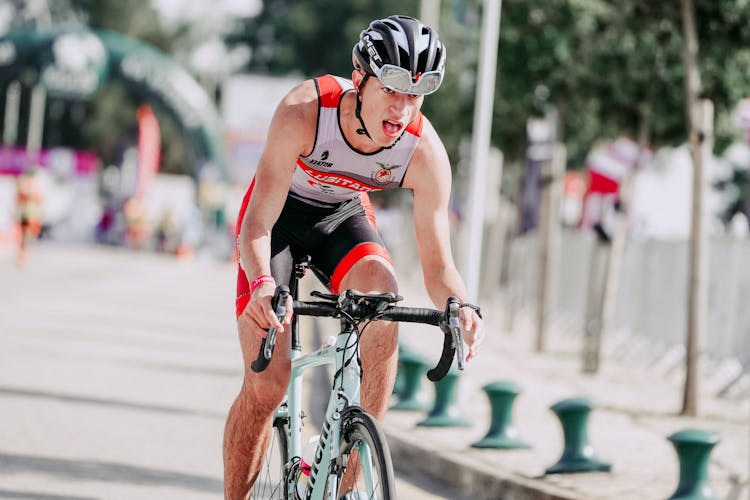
[402,117,484,360]
[238,80,318,331]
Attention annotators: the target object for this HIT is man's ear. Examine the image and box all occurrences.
[351,69,364,90]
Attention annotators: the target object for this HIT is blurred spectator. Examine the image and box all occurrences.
[123,197,149,249]
[95,203,117,244]
[15,168,44,266]
[154,208,181,254]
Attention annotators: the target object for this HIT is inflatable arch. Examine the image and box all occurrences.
[0,28,228,181]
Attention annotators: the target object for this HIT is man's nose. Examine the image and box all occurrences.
[390,94,410,113]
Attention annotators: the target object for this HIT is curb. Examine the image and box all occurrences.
[385,426,585,500]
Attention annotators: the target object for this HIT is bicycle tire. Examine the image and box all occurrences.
[325,408,395,500]
[250,416,290,500]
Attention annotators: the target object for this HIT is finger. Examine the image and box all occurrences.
[460,311,474,333]
[466,344,478,362]
[250,300,283,337]
[264,307,284,333]
[283,295,294,325]
[472,327,484,347]
[248,311,270,337]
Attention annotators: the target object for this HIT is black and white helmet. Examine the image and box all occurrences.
[353,15,446,95]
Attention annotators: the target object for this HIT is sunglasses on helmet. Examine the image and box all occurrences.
[373,64,443,96]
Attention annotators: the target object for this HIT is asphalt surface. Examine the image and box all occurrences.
[1,242,748,500]
[1,244,235,499]
[0,243,444,499]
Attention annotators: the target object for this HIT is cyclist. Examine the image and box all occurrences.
[224,15,485,499]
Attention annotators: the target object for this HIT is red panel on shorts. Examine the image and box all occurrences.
[329,242,392,295]
[235,179,256,317]
[236,291,250,318]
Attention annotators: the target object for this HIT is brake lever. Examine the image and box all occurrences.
[447,299,465,371]
[427,296,463,381]
[250,286,290,373]
[310,290,338,302]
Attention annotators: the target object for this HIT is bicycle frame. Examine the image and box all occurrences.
[278,318,366,500]
[254,258,465,499]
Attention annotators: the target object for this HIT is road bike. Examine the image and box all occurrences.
[248,256,466,500]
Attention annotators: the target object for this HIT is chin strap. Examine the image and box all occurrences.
[355,75,372,139]
[354,73,407,149]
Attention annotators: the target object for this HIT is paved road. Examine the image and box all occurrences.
[0,243,445,499]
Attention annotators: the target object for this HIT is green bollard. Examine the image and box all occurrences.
[667,429,721,500]
[417,366,470,427]
[471,381,531,449]
[392,345,406,396]
[390,348,431,411]
[545,397,612,474]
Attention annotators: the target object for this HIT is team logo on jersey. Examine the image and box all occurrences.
[309,150,333,168]
[371,162,402,185]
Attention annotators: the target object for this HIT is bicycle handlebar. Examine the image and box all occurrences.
[250,287,465,381]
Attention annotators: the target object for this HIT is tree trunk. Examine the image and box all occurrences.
[681,0,711,418]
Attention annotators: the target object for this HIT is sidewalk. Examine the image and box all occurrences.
[381,280,749,500]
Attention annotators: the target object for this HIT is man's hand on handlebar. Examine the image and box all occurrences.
[244,281,293,337]
[459,304,484,362]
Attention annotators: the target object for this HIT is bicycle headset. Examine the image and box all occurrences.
[351,15,447,141]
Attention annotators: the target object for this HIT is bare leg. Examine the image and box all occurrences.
[223,314,291,500]
[337,257,399,494]
[359,319,398,419]
[16,224,29,266]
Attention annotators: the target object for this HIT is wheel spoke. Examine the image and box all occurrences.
[326,409,394,500]
[250,419,289,500]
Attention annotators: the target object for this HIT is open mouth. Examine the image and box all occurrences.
[382,119,403,137]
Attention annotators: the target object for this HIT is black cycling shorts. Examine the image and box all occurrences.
[235,187,391,316]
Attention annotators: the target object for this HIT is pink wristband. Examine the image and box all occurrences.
[250,275,275,294]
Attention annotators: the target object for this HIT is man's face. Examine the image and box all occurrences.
[353,70,424,147]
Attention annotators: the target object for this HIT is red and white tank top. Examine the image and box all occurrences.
[290,75,423,206]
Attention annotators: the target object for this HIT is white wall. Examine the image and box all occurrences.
[221,74,303,135]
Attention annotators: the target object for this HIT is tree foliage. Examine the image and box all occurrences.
[70,0,172,52]
[227,0,420,76]
[494,0,750,167]
[65,0,190,174]
[227,0,750,172]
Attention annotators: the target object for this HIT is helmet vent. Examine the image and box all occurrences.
[397,48,409,69]
[417,52,428,73]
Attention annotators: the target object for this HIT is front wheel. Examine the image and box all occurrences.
[326,408,395,500]
[250,416,290,500]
